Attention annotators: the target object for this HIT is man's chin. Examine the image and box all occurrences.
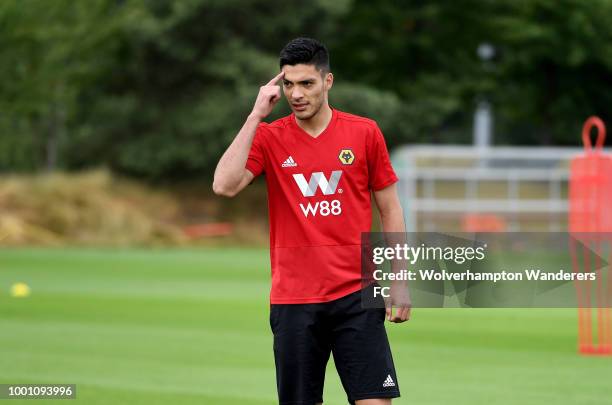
[294,109,315,120]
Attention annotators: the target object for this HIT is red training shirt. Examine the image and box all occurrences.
[246,108,398,304]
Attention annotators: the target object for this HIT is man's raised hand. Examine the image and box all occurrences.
[250,71,285,120]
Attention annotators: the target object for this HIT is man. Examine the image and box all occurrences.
[213,37,410,405]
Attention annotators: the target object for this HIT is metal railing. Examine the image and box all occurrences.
[391,145,605,232]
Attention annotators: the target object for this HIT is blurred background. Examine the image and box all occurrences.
[1,1,612,404]
[2,0,612,244]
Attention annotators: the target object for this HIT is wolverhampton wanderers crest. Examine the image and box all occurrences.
[338,149,355,165]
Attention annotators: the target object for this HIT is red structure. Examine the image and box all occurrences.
[183,222,233,239]
[569,116,612,355]
[461,214,507,232]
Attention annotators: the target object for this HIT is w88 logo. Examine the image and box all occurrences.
[299,200,342,217]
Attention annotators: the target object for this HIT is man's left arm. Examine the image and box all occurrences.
[373,183,412,323]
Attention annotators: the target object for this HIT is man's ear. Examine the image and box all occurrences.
[325,72,334,91]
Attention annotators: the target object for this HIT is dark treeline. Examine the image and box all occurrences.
[1,0,611,180]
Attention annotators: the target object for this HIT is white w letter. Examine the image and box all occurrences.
[293,171,342,197]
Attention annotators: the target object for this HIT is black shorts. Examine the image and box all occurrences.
[269,284,401,405]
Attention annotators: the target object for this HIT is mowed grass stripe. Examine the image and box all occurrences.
[0,319,273,369]
[0,247,270,280]
[0,280,270,300]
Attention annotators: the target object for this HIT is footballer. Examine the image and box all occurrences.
[213,37,411,405]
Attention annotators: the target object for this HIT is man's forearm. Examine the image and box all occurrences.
[212,114,261,195]
[380,203,412,321]
[380,206,408,281]
[380,206,406,233]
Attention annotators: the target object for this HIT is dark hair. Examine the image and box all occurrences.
[279,37,330,73]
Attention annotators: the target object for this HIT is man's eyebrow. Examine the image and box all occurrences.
[283,78,316,84]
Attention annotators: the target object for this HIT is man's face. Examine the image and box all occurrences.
[281,64,333,120]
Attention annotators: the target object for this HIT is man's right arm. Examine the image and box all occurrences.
[211,115,259,197]
[212,71,284,197]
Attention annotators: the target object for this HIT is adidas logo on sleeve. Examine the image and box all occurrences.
[281,156,298,167]
[382,374,396,387]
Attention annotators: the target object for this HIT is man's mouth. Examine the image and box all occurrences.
[292,103,308,112]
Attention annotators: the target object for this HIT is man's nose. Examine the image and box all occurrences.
[291,88,304,99]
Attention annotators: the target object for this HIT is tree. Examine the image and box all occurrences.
[2,0,611,179]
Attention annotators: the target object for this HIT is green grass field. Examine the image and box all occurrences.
[1,248,611,404]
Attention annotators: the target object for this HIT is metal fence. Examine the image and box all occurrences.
[392,145,597,232]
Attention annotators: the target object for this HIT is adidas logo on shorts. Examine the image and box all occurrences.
[382,374,395,388]
[281,156,298,168]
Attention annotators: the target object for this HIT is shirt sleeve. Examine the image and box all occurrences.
[367,124,398,191]
[245,124,267,178]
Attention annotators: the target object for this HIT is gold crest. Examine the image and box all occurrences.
[338,149,355,165]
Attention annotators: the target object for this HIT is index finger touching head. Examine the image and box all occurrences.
[267,71,285,86]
